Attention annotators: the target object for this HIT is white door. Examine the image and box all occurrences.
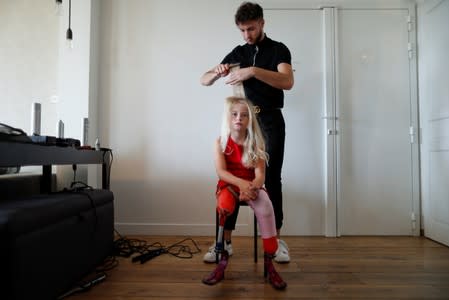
[419,0,449,246]
[264,9,326,235]
[337,8,418,235]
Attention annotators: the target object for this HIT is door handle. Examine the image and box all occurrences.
[327,129,338,135]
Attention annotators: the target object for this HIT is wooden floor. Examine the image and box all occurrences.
[70,236,449,300]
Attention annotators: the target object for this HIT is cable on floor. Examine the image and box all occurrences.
[112,229,202,264]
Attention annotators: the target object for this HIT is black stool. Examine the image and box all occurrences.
[215,201,258,263]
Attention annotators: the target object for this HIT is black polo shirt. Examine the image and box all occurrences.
[221,35,292,110]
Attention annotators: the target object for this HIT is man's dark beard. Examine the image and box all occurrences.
[255,32,265,44]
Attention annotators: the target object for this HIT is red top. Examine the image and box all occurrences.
[217,137,255,192]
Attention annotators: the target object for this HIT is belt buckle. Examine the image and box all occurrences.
[253,105,261,114]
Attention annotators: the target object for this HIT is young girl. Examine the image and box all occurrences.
[202,96,287,290]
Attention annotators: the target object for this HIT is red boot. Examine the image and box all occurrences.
[264,253,287,290]
[202,250,229,285]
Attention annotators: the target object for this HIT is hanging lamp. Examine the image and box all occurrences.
[66,0,73,48]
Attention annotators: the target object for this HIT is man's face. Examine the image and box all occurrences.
[237,19,264,45]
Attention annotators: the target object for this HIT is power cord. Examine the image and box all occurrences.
[56,182,99,234]
[58,272,107,299]
[55,149,115,299]
[102,148,113,189]
[112,229,202,264]
[70,148,113,190]
[72,164,77,182]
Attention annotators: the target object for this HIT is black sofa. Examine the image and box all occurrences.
[0,189,114,300]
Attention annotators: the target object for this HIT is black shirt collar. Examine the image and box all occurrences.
[253,33,271,48]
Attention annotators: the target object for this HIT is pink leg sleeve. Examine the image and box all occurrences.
[247,190,277,239]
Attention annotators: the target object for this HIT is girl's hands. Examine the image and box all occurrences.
[238,181,259,202]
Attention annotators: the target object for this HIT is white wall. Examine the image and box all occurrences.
[0,0,97,188]
[96,0,417,236]
[57,0,92,141]
[4,0,437,237]
[0,0,93,141]
[0,0,59,136]
[56,0,97,189]
[97,0,244,235]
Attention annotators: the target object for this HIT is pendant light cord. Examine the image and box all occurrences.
[68,0,71,29]
[66,0,73,41]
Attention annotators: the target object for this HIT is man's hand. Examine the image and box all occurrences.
[225,67,254,85]
[200,63,233,86]
[213,64,231,78]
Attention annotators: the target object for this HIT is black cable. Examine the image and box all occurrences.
[79,190,98,228]
[72,164,77,182]
[102,148,113,189]
[58,271,107,299]
[118,233,202,264]
[95,256,118,273]
[0,122,27,136]
[112,229,150,258]
[57,183,99,231]
[67,148,113,191]
[111,229,202,263]
[165,237,202,259]
[70,181,92,190]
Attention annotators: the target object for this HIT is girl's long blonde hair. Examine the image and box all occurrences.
[220,96,268,168]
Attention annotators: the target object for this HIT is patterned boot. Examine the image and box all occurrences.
[202,250,229,285]
[264,253,287,290]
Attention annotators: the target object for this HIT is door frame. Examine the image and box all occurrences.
[322,4,420,236]
[323,7,338,237]
[418,0,449,246]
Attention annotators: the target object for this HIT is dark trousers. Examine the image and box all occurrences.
[224,109,285,231]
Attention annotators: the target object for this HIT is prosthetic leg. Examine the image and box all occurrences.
[264,253,287,290]
[215,213,226,263]
[202,213,229,285]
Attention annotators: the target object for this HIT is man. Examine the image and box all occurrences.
[200,2,294,263]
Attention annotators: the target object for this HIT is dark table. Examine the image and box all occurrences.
[0,141,111,192]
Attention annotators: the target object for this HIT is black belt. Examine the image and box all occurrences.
[253,105,281,115]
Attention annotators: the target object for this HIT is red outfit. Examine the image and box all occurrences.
[216,137,278,255]
[217,137,254,192]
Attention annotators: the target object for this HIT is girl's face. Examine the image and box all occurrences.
[230,102,250,132]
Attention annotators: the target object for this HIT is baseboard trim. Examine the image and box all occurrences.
[114,222,252,236]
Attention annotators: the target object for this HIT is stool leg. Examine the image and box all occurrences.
[215,211,219,263]
[253,213,257,263]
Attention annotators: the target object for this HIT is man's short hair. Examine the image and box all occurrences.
[235,2,263,25]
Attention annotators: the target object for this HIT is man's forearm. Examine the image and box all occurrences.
[200,70,220,86]
[252,66,294,90]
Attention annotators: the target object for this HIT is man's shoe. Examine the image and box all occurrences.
[203,241,233,263]
[274,239,290,263]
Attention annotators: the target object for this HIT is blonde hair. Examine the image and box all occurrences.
[220,96,268,168]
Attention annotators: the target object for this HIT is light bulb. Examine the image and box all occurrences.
[66,28,73,49]
[66,39,74,49]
